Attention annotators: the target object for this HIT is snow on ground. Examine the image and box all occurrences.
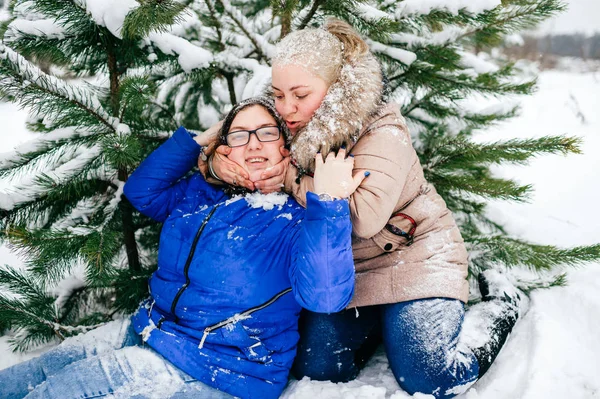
[1,66,600,398]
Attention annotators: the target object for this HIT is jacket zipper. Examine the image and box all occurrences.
[198,287,292,349]
[157,204,220,329]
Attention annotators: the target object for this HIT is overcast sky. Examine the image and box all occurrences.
[537,0,600,35]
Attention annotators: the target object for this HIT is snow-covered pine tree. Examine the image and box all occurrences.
[1,0,598,350]
[0,0,198,349]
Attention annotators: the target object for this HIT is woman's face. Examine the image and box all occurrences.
[271,63,329,136]
[226,105,285,182]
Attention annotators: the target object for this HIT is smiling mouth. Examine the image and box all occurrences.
[247,157,268,164]
[286,121,300,129]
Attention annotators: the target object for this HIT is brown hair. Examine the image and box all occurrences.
[218,96,288,146]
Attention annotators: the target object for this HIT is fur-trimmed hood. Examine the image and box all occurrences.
[289,53,383,175]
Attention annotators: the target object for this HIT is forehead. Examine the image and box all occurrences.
[272,63,323,88]
[230,105,276,129]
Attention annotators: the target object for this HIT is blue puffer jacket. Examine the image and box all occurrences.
[124,127,355,399]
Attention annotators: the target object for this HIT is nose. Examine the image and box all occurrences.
[279,98,297,117]
[246,132,262,150]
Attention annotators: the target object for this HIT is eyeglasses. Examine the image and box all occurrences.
[225,126,281,147]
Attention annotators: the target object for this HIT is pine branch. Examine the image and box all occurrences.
[0,144,104,214]
[0,295,106,351]
[515,272,567,294]
[111,266,154,314]
[203,0,225,51]
[471,237,600,271]
[0,44,119,131]
[215,0,275,62]
[425,135,583,170]
[0,133,97,179]
[4,226,87,282]
[122,0,188,40]
[0,266,108,350]
[297,0,325,30]
[271,0,299,38]
[465,0,568,47]
[0,296,65,341]
[427,170,532,202]
[0,264,49,301]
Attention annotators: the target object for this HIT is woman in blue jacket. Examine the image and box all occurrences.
[0,97,363,399]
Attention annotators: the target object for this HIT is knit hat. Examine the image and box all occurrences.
[219,96,289,146]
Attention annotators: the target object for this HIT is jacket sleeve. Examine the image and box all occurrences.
[289,192,355,313]
[123,127,208,222]
[284,119,413,239]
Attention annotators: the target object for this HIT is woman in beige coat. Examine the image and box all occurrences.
[206,19,525,399]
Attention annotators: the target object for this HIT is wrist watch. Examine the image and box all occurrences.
[317,193,334,201]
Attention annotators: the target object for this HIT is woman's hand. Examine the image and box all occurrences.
[254,146,290,194]
[313,148,367,199]
[210,146,255,190]
[193,120,223,147]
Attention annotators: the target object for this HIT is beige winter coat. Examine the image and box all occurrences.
[285,103,469,307]
[283,52,469,308]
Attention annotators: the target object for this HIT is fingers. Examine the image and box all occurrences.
[350,170,369,193]
[229,170,253,190]
[231,174,254,191]
[255,173,284,190]
[279,146,290,158]
[315,152,324,168]
[260,157,287,180]
[212,151,253,189]
[320,148,352,163]
[215,145,232,155]
[215,152,249,180]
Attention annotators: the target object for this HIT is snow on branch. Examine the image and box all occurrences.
[217,0,276,61]
[1,297,104,342]
[51,179,122,236]
[51,197,106,233]
[82,0,138,39]
[0,127,91,169]
[147,32,213,73]
[0,44,120,131]
[458,51,499,75]
[390,25,469,47]
[213,53,271,99]
[356,3,393,22]
[101,180,124,224]
[5,18,66,40]
[366,39,417,66]
[0,144,103,211]
[82,0,212,72]
[392,0,501,17]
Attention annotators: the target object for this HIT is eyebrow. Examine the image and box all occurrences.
[229,122,276,132]
[271,85,309,91]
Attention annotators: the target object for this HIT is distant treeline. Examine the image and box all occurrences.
[508,34,600,60]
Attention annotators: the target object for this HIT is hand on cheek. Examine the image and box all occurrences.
[254,152,288,193]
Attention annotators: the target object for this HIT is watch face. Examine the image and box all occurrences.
[318,193,334,201]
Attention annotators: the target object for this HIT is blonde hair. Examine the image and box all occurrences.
[272,19,371,86]
[324,19,370,63]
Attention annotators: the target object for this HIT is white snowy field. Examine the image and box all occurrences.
[1,66,600,398]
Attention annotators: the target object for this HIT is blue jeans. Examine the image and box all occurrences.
[292,298,480,399]
[0,319,233,399]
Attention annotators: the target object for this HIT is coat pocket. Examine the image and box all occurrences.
[353,213,416,262]
[239,325,274,364]
[217,322,274,364]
